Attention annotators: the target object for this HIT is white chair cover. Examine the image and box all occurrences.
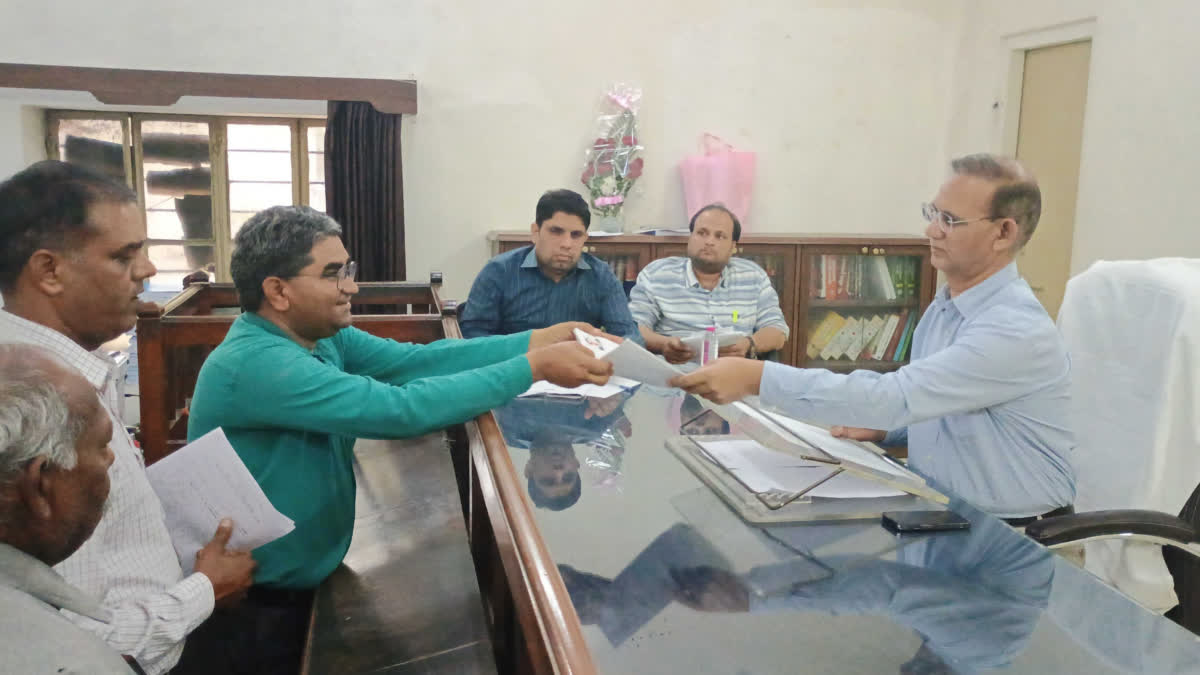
[1057,258,1200,611]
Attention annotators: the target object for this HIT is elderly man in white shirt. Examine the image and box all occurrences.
[0,160,256,674]
[0,343,133,673]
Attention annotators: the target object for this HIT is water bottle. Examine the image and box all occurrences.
[701,325,720,366]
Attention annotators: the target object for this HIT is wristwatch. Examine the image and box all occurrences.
[747,335,758,359]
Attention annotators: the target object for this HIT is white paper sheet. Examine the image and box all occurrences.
[575,328,684,387]
[698,439,906,498]
[145,428,295,573]
[680,329,743,360]
[518,375,639,399]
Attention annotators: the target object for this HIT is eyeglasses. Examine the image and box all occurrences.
[293,260,358,291]
[921,202,994,234]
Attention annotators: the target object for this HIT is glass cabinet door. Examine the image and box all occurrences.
[801,248,927,372]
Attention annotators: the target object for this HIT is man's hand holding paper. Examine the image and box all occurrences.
[530,321,624,350]
[670,357,764,404]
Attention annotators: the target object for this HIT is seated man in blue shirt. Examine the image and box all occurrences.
[629,204,788,363]
[672,154,1075,521]
[461,189,640,341]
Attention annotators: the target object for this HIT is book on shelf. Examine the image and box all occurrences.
[806,310,846,359]
[805,307,919,366]
[810,254,918,301]
[871,313,902,360]
[893,309,918,361]
[855,315,886,360]
[819,316,862,360]
[881,309,910,360]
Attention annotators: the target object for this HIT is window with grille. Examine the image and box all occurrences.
[47,111,326,292]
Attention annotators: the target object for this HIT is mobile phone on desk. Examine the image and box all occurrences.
[881,510,970,534]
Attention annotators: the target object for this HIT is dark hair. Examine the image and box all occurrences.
[527,472,582,511]
[0,160,137,291]
[535,189,591,229]
[950,154,1041,247]
[230,205,342,312]
[688,203,742,242]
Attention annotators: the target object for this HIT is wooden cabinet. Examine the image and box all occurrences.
[489,232,935,368]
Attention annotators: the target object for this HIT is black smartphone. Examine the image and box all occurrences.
[881,510,970,534]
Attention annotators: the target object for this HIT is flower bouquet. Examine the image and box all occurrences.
[580,84,644,232]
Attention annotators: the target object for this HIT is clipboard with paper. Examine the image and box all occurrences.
[666,400,946,523]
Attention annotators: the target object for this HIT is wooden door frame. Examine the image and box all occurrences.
[1000,19,1096,155]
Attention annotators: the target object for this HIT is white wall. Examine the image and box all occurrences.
[0,0,964,298]
[0,101,46,179]
[946,0,1200,274]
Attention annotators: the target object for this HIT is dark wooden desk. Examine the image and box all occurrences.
[301,435,496,674]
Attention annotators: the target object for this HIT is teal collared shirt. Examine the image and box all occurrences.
[187,312,534,588]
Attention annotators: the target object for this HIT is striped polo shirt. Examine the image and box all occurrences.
[628,256,789,337]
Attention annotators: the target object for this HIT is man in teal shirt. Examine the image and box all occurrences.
[183,205,612,675]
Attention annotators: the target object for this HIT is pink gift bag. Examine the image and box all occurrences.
[679,133,757,227]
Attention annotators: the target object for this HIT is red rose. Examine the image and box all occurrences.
[628,157,644,179]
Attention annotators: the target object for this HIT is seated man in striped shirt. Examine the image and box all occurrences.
[461,189,640,342]
[629,204,789,364]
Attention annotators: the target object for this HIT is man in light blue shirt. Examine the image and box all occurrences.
[672,154,1075,518]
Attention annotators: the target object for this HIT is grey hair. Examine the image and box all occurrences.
[0,344,86,492]
[950,153,1042,248]
[230,205,343,312]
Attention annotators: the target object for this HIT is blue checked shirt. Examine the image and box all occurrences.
[759,262,1075,517]
[628,256,790,338]
[461,246,640,341]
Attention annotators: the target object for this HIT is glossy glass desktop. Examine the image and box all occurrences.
[491,387,1200,675]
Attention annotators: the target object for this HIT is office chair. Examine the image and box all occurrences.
[1024,258,1200,634]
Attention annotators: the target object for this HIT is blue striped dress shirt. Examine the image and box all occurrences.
[461,246,640,341]
[628,256,790,337]
[759,262,1075,517]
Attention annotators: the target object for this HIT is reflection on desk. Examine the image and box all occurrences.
[481,388,1200,674]
[493,393,633,511]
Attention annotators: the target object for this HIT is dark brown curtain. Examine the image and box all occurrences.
[325,101,405,282]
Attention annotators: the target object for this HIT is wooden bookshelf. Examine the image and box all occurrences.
[488,232,935,369]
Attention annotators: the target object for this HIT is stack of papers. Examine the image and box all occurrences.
[145,428,294,573]
[575,328,684,387]
[635,227,692,236]
[698,438,906,499]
